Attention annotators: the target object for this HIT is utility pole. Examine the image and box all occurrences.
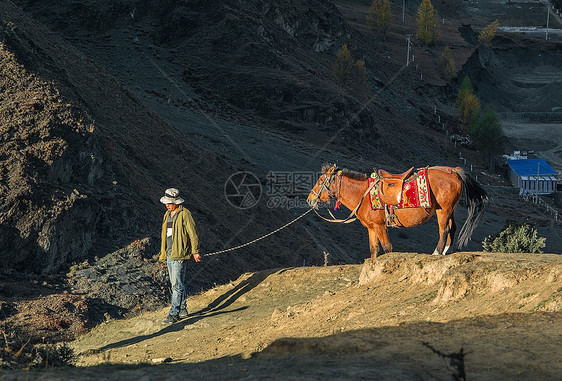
[546,3,550,40]
[402,0,405,22]
[406,34,412,66]
[536,161,540,202]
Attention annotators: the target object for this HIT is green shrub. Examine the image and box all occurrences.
[483,221,546,253]
[32,343,75,368]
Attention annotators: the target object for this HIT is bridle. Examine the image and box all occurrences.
[309,165,376,224]
[308,165,339,205]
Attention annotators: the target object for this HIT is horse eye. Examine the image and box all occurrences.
[388,183,394,187]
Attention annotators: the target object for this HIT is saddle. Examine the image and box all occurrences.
[377,167,414,181]
[377,167,414,206]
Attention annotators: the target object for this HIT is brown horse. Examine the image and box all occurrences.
[307,164,488,257]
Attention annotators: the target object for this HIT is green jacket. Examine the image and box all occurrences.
[159,206,200,261]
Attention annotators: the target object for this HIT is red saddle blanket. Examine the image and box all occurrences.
[368,167,431,209]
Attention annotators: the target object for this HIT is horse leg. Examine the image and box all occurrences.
[443,217,457,255]
[372,225,392,257]
[432,209,452,255]
[368,229,380,258]
[368,226,391,258]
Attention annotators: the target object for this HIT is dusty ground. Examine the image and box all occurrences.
[4,252,561,380]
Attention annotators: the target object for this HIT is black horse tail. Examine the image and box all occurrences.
[455,169,489,249]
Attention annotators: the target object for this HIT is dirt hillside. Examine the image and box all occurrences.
[6,252,561,380]
[11,0,477,167]
[0,0,311,275]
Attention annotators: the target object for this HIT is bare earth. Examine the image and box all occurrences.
[6,252,560,380]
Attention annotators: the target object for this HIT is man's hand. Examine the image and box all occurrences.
[193,253,202,262]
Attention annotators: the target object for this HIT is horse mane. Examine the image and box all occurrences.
[321,163,368,180]
[341,169,369,180]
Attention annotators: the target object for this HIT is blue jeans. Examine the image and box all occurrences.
[166,256,188,316]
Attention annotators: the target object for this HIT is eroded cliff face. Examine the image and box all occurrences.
[458,33,562,113]
[0,37,111,272]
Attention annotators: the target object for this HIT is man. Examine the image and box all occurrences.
[159,188,202,324]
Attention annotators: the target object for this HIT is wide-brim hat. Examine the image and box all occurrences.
[160,188,185,204]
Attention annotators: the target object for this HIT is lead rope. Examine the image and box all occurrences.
[204,208,314,257]
[314,180,377,224]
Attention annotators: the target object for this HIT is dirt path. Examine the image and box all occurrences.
[9,252,559,380]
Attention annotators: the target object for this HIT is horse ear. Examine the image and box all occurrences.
[321,163,337,174]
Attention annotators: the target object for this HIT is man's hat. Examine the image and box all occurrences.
[160,188,185,204]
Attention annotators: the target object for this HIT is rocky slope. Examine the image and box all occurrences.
[459,33,562,113]
[11,0,464,167]
[0,0,309,278]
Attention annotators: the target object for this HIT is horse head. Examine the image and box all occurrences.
[307,164,338,208]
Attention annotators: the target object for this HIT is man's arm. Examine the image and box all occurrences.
[159,212,169,262]
[184,210,200,260]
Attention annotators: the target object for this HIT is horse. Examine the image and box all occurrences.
[307,164,489,257]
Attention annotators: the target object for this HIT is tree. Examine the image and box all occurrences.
[334,44,354,83]
[437,46,456,81]
[334,45,369,98]
[459,93,480,124]
[469,109,504,169]
[366,0,392,35]
[416,0,441,45]
[478,19,499,46]
[455,76,479,124]
[352,59,369,99]
[458,75,473,94]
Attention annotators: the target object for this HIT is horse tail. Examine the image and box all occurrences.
[455,168,489,249]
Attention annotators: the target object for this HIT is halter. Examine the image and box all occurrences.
[309,165,338,204]
[310,166,376,224]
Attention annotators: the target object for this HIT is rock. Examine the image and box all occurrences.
[151,357,173,364]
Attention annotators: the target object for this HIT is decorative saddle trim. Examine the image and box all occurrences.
[368,167,432,212]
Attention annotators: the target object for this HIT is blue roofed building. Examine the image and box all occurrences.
[507,158,558,195]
